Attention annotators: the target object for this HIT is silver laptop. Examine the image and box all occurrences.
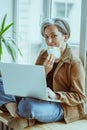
[0,62,60,102]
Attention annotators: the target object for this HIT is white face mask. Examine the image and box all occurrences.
[47,46,60,59]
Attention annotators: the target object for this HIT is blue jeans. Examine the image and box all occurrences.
[17,97,64,122]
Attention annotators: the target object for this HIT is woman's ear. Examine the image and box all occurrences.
[64,34,69,42]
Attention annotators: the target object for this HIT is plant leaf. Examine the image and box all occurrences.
[0,41,2,60]
[7,45,16,61]
[9,38,23,56]
[2,37,16,61]
[1,14,7,31]
[0,23,14,36]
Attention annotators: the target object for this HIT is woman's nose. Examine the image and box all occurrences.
[47,37,53,45]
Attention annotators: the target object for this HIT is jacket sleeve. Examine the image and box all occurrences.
[55,60,85,106]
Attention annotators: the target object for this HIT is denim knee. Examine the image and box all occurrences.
[17,98,34,119]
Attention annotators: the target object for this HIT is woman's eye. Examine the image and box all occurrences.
[44,35,48,39]
[52,35,57,38]
[44,34,58,39]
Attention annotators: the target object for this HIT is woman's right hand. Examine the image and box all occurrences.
[43,54,55,76]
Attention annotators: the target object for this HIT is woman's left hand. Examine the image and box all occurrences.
[47,87,57,99]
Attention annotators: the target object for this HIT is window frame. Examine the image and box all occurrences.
[80,0,87,115]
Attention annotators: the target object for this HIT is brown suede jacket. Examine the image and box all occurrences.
[35,44,86,123]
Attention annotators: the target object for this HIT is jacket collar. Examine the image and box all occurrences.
[59,44,72,64]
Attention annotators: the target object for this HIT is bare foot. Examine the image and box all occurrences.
[5,102,18,117]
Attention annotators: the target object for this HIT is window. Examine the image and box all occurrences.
[1,0,86,114]
[14,0,86,64]
[51,0,82,56]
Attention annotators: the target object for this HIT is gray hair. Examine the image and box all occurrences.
[41,18,71,38]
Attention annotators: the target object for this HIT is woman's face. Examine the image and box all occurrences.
[44,25,67,49]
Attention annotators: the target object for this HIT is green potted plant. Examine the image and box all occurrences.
[0,14,22,61]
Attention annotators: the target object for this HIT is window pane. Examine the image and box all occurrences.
[16,0,43,64]
[52,2,65,17]
[51,0,82,56]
